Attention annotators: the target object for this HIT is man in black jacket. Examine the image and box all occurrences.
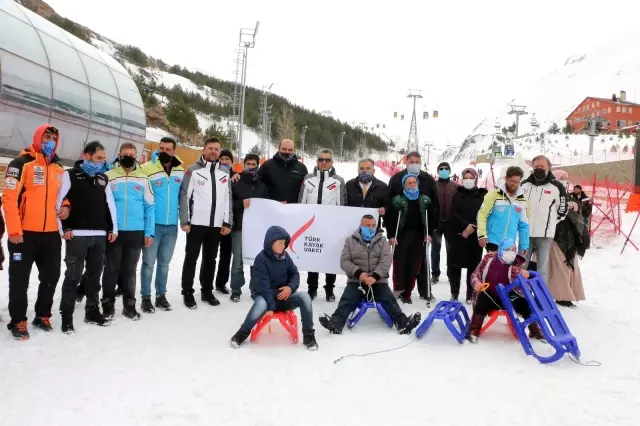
[258,139,308,203]
[387,151,440,301]
[229,154,269,302]
[56,141,118,334]
[214,149,236,295]
[345,158,388,226]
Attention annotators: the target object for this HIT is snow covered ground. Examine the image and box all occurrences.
[0,163,639,426]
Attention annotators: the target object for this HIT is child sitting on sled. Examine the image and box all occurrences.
[229,226,318,350]
[319,214,422,335]
[466,238,545,343]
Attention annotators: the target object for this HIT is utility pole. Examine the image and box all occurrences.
[508,105,528,138]
[407,89,423,152]
[229,49,244,153]
[340,131,346,161]
[259,83,274,157]
[300,125,308,155]
[236,21,260,161]
[425,142,435,167]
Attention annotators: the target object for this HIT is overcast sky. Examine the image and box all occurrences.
[46,0,640,147]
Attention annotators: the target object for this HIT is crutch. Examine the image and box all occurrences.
[424,207,433,308]
[390,214,402,297]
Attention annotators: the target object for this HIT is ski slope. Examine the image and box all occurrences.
[0,162,639,426]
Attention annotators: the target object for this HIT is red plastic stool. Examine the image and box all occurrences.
[479,310,518,340]
[250,311,299,343]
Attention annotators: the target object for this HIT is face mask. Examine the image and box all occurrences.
[559,180,568,188]
[406,164,421,175]
[219,163,231,173]
[360,226,376,242]
[41,141,56,158]
[80,159,106,177]
[119,155,135,169]
[244,166,258,180]
[533,168,547,181]
[462,179,475,189]
[403,187,419,200]
[278,152,292,161]
[357,171,373,184]
[157,151,172,164]
[501,251,516,264]
[438,169,450,179]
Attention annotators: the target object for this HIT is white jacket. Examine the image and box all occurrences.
[298,167,347,206]
[179,157,232,228]
[521,173,567,238]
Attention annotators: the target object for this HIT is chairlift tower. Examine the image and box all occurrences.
[407,89,423,152]
[508,105,528,138]
[236,21,260,160]
[339,131,346,161]
[258,83,274,157]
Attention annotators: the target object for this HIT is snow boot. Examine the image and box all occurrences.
[465,313,485,343]
[155,295,172,311]
[141,296,155,314]
[201,291,220,306]
[431,275,439,284]
[319,314,343,334]
[32,316,53,332]
[216,286,230,295]
[61,314,75,335]
[396,312,422,335]
[102,299,115,321]
[400,294,412,304]
[183,293,197,310]
[308,288,317,301]
[122,299,141,321]
[557,300,577,309]
[450,295,459,302]
[9,321,30,340]
[84,307,109,327]
[302,330,319,351]
[528,322,547,342]
[230,292,241,303]
[325,286,335,302]
[229,329,250,348]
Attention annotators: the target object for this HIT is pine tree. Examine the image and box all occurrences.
[165,100,201,137]
[548,123,560,134]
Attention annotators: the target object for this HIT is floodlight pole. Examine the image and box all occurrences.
[237,21,260,161]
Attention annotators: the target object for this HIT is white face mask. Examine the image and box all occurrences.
[407,164,421,175]
[559,180,568,189]
[501,251,516,264]
[462,179,475,189]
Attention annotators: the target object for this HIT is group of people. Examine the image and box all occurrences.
[0,123,590,350]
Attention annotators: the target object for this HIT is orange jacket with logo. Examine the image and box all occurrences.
[2,124,66,236]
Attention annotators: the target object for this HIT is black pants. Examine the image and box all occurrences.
[416,250,428,298]
[307,272,336,293]
[7,232,61,325]
[473,291,532,318]
[102,231,144,304]
[78,268,123,297]
[181,225,221,295]
[332,282,405,327]
[60,236,106,315]
[447,267,473,300]
[392,229,424,298]
[215,233,232,289]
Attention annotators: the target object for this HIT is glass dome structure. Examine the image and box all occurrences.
[0,0,146,163]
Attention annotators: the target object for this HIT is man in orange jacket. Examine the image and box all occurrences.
[2,124,68,340]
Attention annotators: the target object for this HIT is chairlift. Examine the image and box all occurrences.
[504,143,515,157]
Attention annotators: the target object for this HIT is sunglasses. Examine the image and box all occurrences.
[317,158,332,163]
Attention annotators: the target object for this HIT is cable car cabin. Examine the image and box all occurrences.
[503,144,515,157]
[492,144,503,158]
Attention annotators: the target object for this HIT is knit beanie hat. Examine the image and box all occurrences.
[402,173,419,187]
[220,149,234,162]
[437,161,451,170]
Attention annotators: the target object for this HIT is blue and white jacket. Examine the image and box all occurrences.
[105,165,155,237]
[477,183,530,251]
[140,151,184,226]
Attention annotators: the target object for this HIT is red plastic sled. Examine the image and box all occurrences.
[250,311,299,343]
[479,310,518,340]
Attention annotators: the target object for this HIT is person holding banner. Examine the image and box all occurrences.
[386,174,437,304]
[345,158,388,227]
[319,214,421,335]
[298,149,346,302]
[230,226,318,350]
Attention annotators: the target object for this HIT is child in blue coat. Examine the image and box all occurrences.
[230,226,318,350]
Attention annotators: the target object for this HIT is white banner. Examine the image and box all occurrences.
[242,199,378,275]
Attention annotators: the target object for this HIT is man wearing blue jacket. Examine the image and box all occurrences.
[102,143,155,321]
[229,226,318,350]
[140,137,184,313]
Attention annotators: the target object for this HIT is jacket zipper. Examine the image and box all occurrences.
[43,160,48,231]
[317,171,324,204]
[124,174,128,230]
[166,167,171,225]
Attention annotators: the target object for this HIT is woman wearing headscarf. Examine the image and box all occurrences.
[547,171,587,308]
[448,168,487,303]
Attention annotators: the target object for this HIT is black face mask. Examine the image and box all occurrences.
[278,151,292,161]
[158,151,172,164]
[120,155,136,169]
[533,168,547,181]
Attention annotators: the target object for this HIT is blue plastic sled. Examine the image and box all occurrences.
[415,301,470,343]
[497,271,581,364]
[347,301,394,329]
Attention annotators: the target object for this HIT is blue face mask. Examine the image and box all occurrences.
[80,159,106,177]
[438,169,450,179]
[360,226,376,241]
[41,141,56,158]
[403,187,419,200]
[219,163,231,173]
[357,171,373,184]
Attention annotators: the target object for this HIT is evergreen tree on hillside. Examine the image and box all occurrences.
[204,124,230,146]
[548,122,561,134]
[116,45,151,68]
[165,100,200,137]
[563,122,573,134]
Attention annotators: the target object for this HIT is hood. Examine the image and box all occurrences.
[437,161,451,170]
[497,182,524,198]
[351,228,382,244]
[25,124,59,160]
[151,150,183,167]
[524,170,556,185]
[263,225,291,254]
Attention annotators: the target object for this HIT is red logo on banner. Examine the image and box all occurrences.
[288,215,316,254]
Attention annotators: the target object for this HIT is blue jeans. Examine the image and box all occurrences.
[230,231,245,293]
[239,293,314,333]
[140,224,178,297]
